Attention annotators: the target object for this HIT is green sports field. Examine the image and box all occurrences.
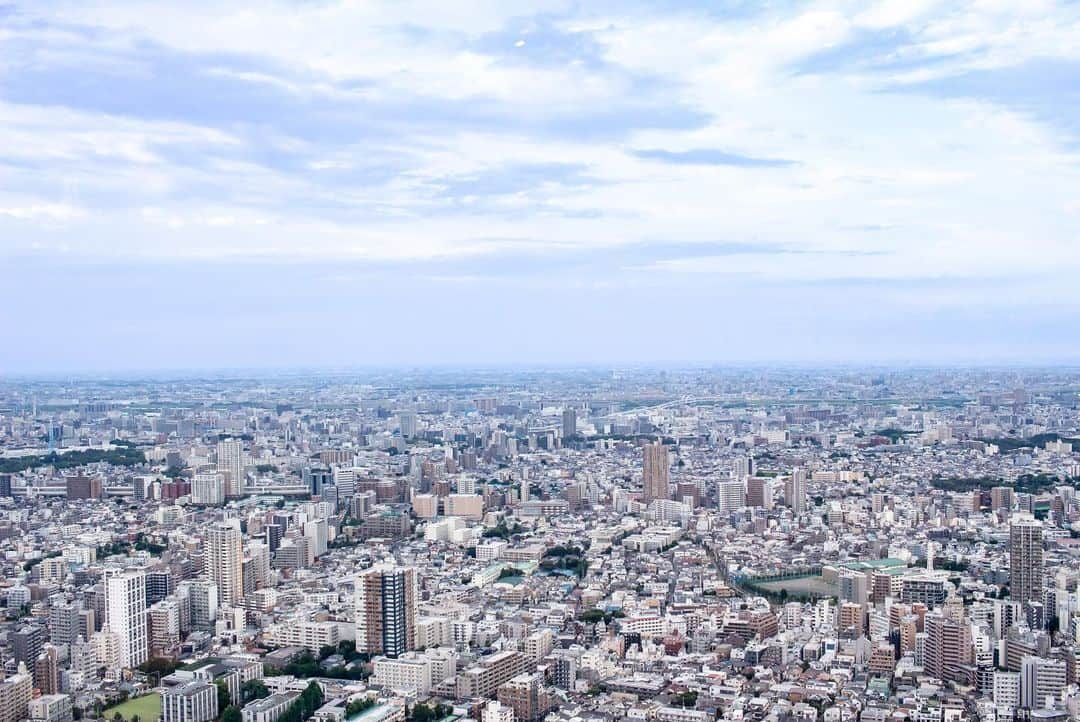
[104,693,162,722]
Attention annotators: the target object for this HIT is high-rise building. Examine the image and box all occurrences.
[785,468,807,514]
[496,673,551,722]
[303,467,332,497]
[47,604,82,647]
[0,665,32,722]
[992,486,1015,512]
[733,456,753,479]
[1010,516,1045,605]
[924,611,972,684]
[12,626,44,670]
[146,568,174,605]
[206,520,244,606]
[561,407,577,439]
[716,479,746,513]
[65,475,102,500]
[398,411,418,439]
[215,439,245,498]
[33,646,60,695]
[747,477,774,510]
[355,565,418,657]
[192,470,225,506]
[642,442,670,503]
[993,670,1021,711]
[1020,655,1067,710]
[104,567,148,669]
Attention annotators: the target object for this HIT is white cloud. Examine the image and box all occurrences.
[0,0,1078,291]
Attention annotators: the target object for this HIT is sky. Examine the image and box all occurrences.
[2,0,1079,372]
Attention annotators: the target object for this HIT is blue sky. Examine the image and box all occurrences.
[2,0,1079,372]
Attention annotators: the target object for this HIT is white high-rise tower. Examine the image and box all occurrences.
[104,568,148,669]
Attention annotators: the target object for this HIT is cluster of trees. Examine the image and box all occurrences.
[577,609,625,624]
[539,553,587,578]
[671,690,698,708]
[543,545,584,558]
[268,645,369,681]
[163,464,187,479]
[979,433,1079,453]
[406,702,451,722]
[22,550,62,572]
[482,520,524,539]
[138,657,181,684]
[344,699,377,717]
[97,541,133,558]
[133,534,167,555]
[318,640,366,664]
[871,428,914,442]
[242,680,270,704]
[221,681,322,722]
[931,473,1075,494]
[0,446,146,473]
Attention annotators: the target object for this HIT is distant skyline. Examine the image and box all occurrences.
[2,1,1080,372]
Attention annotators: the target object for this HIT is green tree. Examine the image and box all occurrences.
[216,680,232,712]
[242,679,270,703]
[222,707,242,722]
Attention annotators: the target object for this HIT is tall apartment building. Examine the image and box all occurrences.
[1020,655,1067,710]
[785,468,807,514]
[561,407,577,438]
[33,646,60,695]
[642,442,670,503]
[207,521,244,606]
[746,477,774,510]
[48,604,82,647]
[1010,516,1044,605]
[355,566,418,657]
[216,439,245,498]
[924,611,973,684]
[457,650,533,699]
[716,479,746,513]
[12,626,44,670]
[496,673,551,722]
[65,475,102,500]
[104,567,148,669]
[0,665,33,722]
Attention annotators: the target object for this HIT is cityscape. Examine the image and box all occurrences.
[3,1,1080,722]
[1,368,1080,722]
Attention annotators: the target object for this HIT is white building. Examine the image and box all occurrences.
[163,681,218,722]
[104,568,148,669]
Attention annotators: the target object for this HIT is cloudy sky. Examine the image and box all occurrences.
[2,0,1079,372]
